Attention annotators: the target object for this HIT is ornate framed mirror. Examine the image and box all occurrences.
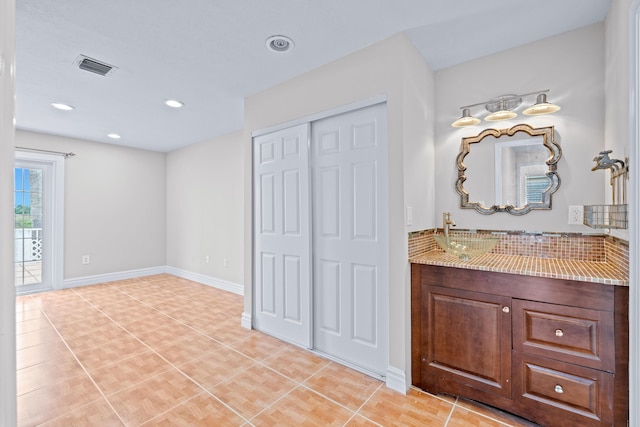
[456,124,561,215]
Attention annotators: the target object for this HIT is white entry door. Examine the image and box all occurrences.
[253,124,311,347]
[311,103,388,375]
[14,151,64,294]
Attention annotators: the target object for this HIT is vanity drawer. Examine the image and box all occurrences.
[513,353,613,426]
[512,300,614,371]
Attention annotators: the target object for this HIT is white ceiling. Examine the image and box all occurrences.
[15,0,611,152]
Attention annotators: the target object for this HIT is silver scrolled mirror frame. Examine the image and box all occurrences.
[456,124,562,215]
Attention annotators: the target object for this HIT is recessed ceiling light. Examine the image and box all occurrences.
[266,35,295,53]
[51,102,75,111]
[107,133,121,139]
[165,99,184,108]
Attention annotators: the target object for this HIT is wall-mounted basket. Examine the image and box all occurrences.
[583,151,629,230]
[583,204,628,229]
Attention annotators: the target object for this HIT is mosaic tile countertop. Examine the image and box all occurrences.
[410,250,629,286]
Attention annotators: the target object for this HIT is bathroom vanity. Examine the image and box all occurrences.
[410,248,629,426]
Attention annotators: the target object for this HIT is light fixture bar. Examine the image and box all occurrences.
[459,89,550,110]
[451,89,560,127]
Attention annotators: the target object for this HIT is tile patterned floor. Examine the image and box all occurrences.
[16,274,540,426]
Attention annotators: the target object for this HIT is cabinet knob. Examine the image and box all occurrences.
[555,329,564,337]
[502,306,510,313]
[554,385,564,394]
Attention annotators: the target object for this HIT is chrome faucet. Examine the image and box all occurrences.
[443,212,456,236]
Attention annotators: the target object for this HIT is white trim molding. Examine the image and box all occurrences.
[241,312,252,330]
[629,0,640,424]
[63,266,167,289]
[165,267,244,295]
[61,266,244,296]
[385,365,408,394]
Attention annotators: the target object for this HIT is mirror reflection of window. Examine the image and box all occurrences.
[493,136,548,207]
[524,175,551,204]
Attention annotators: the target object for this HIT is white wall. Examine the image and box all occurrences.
[0,0,17,424]
[15,131,167,280]
[166,131,244,287]
[244,33,435,388]
[434,24,605,232]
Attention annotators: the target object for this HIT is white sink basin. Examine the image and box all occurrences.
[433,234,500,260]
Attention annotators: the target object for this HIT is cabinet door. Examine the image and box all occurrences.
[422,285,512,398]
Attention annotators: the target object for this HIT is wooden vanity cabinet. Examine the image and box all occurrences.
[411,263,629,427]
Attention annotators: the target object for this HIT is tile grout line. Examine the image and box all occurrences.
[24,287,129,427]
[73,285,256,426]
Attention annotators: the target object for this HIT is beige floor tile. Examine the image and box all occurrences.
[447,406,512,427]
[38,399,124,427]
[74,334,150,371]
[344,414,381,426]
[106,369,202,426]
[90,350,174,395]
[15,316,52,334]
[304,362,382,411]
[153,333,223,365]
[17,373,103,427]
[178,346,255,389]
[16,325,60,350]
[15,307,45,322]
[64,322,128,352]
[262,345,331,382]
[17,340,74,370]
[141,392,246,426]
[228,331,289,361]
[357,387,453,426]
[130,321,203,348]
[455,398,541,427]
[251,386,354,426]
[209,364,297,419]
[17,357,84,396]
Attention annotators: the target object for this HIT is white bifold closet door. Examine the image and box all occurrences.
[253,124,312,347]
[253,103,388,376]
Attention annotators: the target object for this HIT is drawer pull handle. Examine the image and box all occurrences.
[555,329,564,337]
[554,385,564,394]
[502,306,510,313]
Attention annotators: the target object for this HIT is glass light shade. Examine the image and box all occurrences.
[164,99,184,108]
[523,94,561,115]
[484,110,517,121]
[51,102,75,111]
[451,108,481,127]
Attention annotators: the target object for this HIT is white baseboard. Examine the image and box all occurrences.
[63,266,244,296]
[63,266,166,289]
[385,366,408,394]
[241,312,252,329]
[164,267,243,295]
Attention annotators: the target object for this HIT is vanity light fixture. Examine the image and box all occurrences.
[522,93,561,115]
[451,108,481,127]
[451,90,561,127]
[107,133,121,139]
[51,102,75,111]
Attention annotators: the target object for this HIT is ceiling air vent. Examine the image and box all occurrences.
[74,55,118,76]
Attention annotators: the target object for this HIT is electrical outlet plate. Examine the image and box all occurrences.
[568,205,584,225]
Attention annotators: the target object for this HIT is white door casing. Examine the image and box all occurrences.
[253,124,312,347]
[311,103,389,375]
